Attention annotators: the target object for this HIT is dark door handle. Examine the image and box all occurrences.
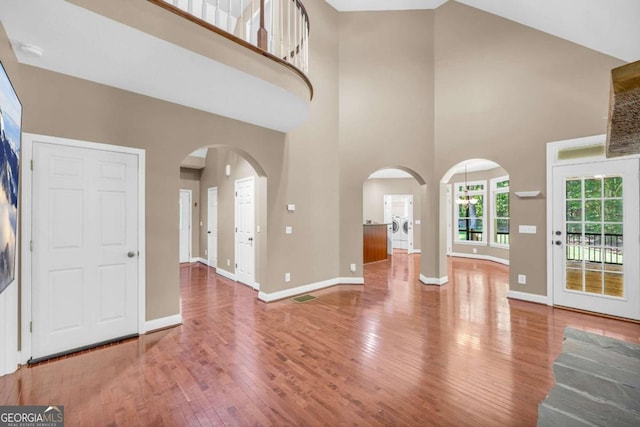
[208,231,211,234]
[248,237,254,241]
[554,240,562,245]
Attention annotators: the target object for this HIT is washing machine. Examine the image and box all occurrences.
[392,216,408,249]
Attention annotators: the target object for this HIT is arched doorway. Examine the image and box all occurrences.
[179,145,268,291]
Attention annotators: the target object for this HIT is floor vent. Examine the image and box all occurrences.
[291,294,317,303]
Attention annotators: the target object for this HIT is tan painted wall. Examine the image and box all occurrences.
[362,178,422,251]
[434,2,623,294]
[16,63,288,320]
[339,10,436,279]
[446,167,509,261]
[179,168,201,259]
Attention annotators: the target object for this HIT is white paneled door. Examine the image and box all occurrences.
[235,177,255,287]
[552,158,639,320]
[179,190,191,263]
[208,187,218,268]
[32,142,139,360]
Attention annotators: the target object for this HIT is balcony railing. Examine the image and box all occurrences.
[149,0,310,77]
[566,232,623,265]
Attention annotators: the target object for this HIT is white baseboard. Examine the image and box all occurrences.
[450,252,509,266]
[144,314,183,333]
[419,274,449,286]
[338,277,365,285]
[216,268,236,281]
[192,257,208,266]
[507,290,550,305]
[410,249,422,254]
[258,276,364,303]
[253,282,260,291]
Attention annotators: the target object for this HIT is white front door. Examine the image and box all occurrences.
[552,158,640,320]
[235,177,255,287]
[179,190,191,263]
[32,142,139,360]
[406,195,414,254]
[207,187,218,268]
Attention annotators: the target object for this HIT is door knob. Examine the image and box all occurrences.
[248,237,254,241]
[208,231,211,234]
[554,241,562,246]
[555,231,562,235]
[127,251,136,258]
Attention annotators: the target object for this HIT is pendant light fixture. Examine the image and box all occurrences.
[455,165,478,205]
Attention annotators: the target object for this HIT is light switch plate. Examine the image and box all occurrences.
[285,226,293,234]
[415,220,421,225]
[519,225,537,234]
[285,273,291,282]
[287,204,296,211]
[518,274,526,284]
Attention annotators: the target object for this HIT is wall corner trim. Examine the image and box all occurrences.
[192,257,209,265]
[216,268,237,281]
[450,252,509,266]
[507,290,550,305]
[419,275,448,286]
[253,282,261,291]
[144,314,183,334]
[258,277,365,302]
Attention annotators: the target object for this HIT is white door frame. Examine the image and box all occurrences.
[234,176,255,287]
[207,186,218,268]
[446,184,452,255]
[546,134,640,307]
[20,133,146,364]
[179,189,192,263]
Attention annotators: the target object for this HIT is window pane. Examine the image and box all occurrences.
[584,200,601,222]
[566,200,582,221]
[566,222,582,234]
[584,223,601,234]
[496,179,509,188]
[495,218,509,233]
[584,178,602,199]
[496,193,509,217]
[604,199,622,223]
[604,223,622,235]
[566,179,582,199]
[604,177,622,198]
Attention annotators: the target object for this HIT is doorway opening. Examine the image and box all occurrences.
[179,145,267,291]
[362,167,426,273]
[440,159,511,267]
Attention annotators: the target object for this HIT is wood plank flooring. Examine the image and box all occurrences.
[1,254,639,426]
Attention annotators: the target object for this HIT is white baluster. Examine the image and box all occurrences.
[201,0,207,21]
[227,0,232,34]
[215,0,220,27]
[251,0,255,45]
[279,0,284,58]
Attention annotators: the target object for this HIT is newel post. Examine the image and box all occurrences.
[257,0,268,50]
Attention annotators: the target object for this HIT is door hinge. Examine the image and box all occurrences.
[29,321,32,333]
[30,159,33,170]
[29,241,33,252]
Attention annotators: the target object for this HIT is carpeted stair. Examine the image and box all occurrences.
[537,327,640,426]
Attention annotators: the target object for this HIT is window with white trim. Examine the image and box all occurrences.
[454,180,486,244]
[491,176,510,247]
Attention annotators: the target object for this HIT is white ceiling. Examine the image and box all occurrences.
[326,0,640,62]
[0,0,309,133]
[368,169,414,179]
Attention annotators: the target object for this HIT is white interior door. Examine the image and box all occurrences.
[446,184,452,255]
[235,177,255,287]
[407,195,414,254]
[384,195,392,255]
[208,187,218,268]
[179,190,191,263]
[552,158,639,320]
[32,142,139,360]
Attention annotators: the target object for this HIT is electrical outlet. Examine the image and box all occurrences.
[350,263,356,273]
[285,226,293,234]
[257,225,261,233]
[285,273,291,282]
[227,259,230,267]
[518,274,526,284]
[472,248,478,254]
[204,249,207,255]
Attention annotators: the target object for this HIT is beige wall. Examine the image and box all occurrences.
[339,10,436,279]
[362,178,422,251]
[447,167,509,261]
[434,2,623,294]
[180,168,201,259]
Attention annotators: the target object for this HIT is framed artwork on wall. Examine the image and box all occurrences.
[0,61,21,295]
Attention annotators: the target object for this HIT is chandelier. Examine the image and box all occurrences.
[455,165,478,205]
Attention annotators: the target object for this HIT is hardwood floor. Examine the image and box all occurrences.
[1,254,639,426]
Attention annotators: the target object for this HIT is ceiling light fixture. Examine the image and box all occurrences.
[18,42,43,58]
[455,165,478,205]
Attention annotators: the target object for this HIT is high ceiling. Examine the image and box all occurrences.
[325,0,640,62]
